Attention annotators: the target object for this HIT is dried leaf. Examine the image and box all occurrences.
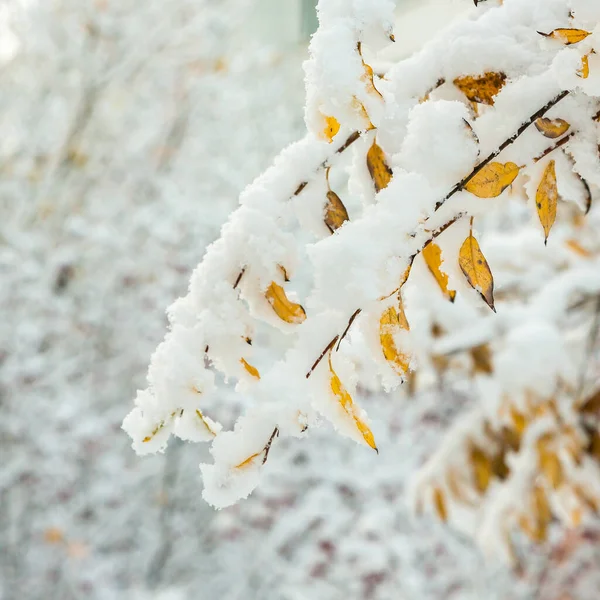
[535,160,558,244]
[240,358,260,380]
[469,445,492,493]
[351,97,375,130]
[379,299,411,377]
[265,281,307,324]
[361,60,383,99]
[367,139,393,193]
[277,264,290,282]
[44,527,65,544]
[464,162,520,198]
[537,440,563,488]
[321,114,340,143]
[324,190,349,233]
[458,233,495,311]
[535,117,571,139]
[235,452,261,469]
[565,239,592,257]
[580,175,592,215]
[433,487,448,521]
[422,241,456,302]
[470,343,493,374]
[578,53,591,78]
[328,354,378,451]
[538,28,591,45]
[454,72,507,105]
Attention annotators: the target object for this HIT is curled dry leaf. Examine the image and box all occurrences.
[535,117,571,138]
[367,138,393,193]
[454,72,507,105]
[328,353,378,452]
[422,241,456,302]
[379,297,411,377]
[240,358,260,379]
[469,444,493,493]
[538,28,591,45]
[580,174,592,215]
[470,343,493,374]
[433,487,448,522]
[535,160,558,244]
[324,190,349,233]
[464,162,520,198]
[321,114,340,143]
[459,233,496,311]
[361,60,383,100]
[265,281,307,324]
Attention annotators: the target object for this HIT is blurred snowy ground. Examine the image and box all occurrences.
[2,1,600,599]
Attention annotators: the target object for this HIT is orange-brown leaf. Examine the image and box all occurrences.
[324,190,349,233]
[535,117,571,139]
[578,53,591,78]
[454,72,507,105]
[535,160,558,244]
[464,162,520,198]
[459,233,495,311]
[367,139,393,193]
[422,241,456,302]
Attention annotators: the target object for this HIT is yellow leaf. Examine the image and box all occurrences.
[44,527,65,544]
[265,281,307,324]
[578,53,591,78]
[535,117,571,139]
[324,190,349,233]
[535,160,558,244]
[470,343,493,374]
[328,353,377,451]
[433,487,448,521]
[422,241,456,302]
[361,60,383,100]
[459,233,495,311]
[235,452,261,469]
[565,239,592,257]
[453,72,507,105]
[469,444,492,493]
[537,445,563,489]
[538,28,591,45]
[240,358,260,380]
[195,409,218,437]
[351,97,375,130]
[379,300,410,377]
[321,114,340,143]
[366,139,393,193]
[464,162,520,198]
[143,420,165,443]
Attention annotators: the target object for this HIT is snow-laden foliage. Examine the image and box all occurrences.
[126,0,600,559]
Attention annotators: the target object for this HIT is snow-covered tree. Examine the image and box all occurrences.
[125,0,600,561]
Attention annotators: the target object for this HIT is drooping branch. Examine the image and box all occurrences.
[306,91,573,379]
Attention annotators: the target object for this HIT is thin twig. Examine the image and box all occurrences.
[435,89,570,210]
[262,427,280,465]
[304,92,571,378]
[533,132,574,163]
[306,336,339,378]
[335,309,362,351]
